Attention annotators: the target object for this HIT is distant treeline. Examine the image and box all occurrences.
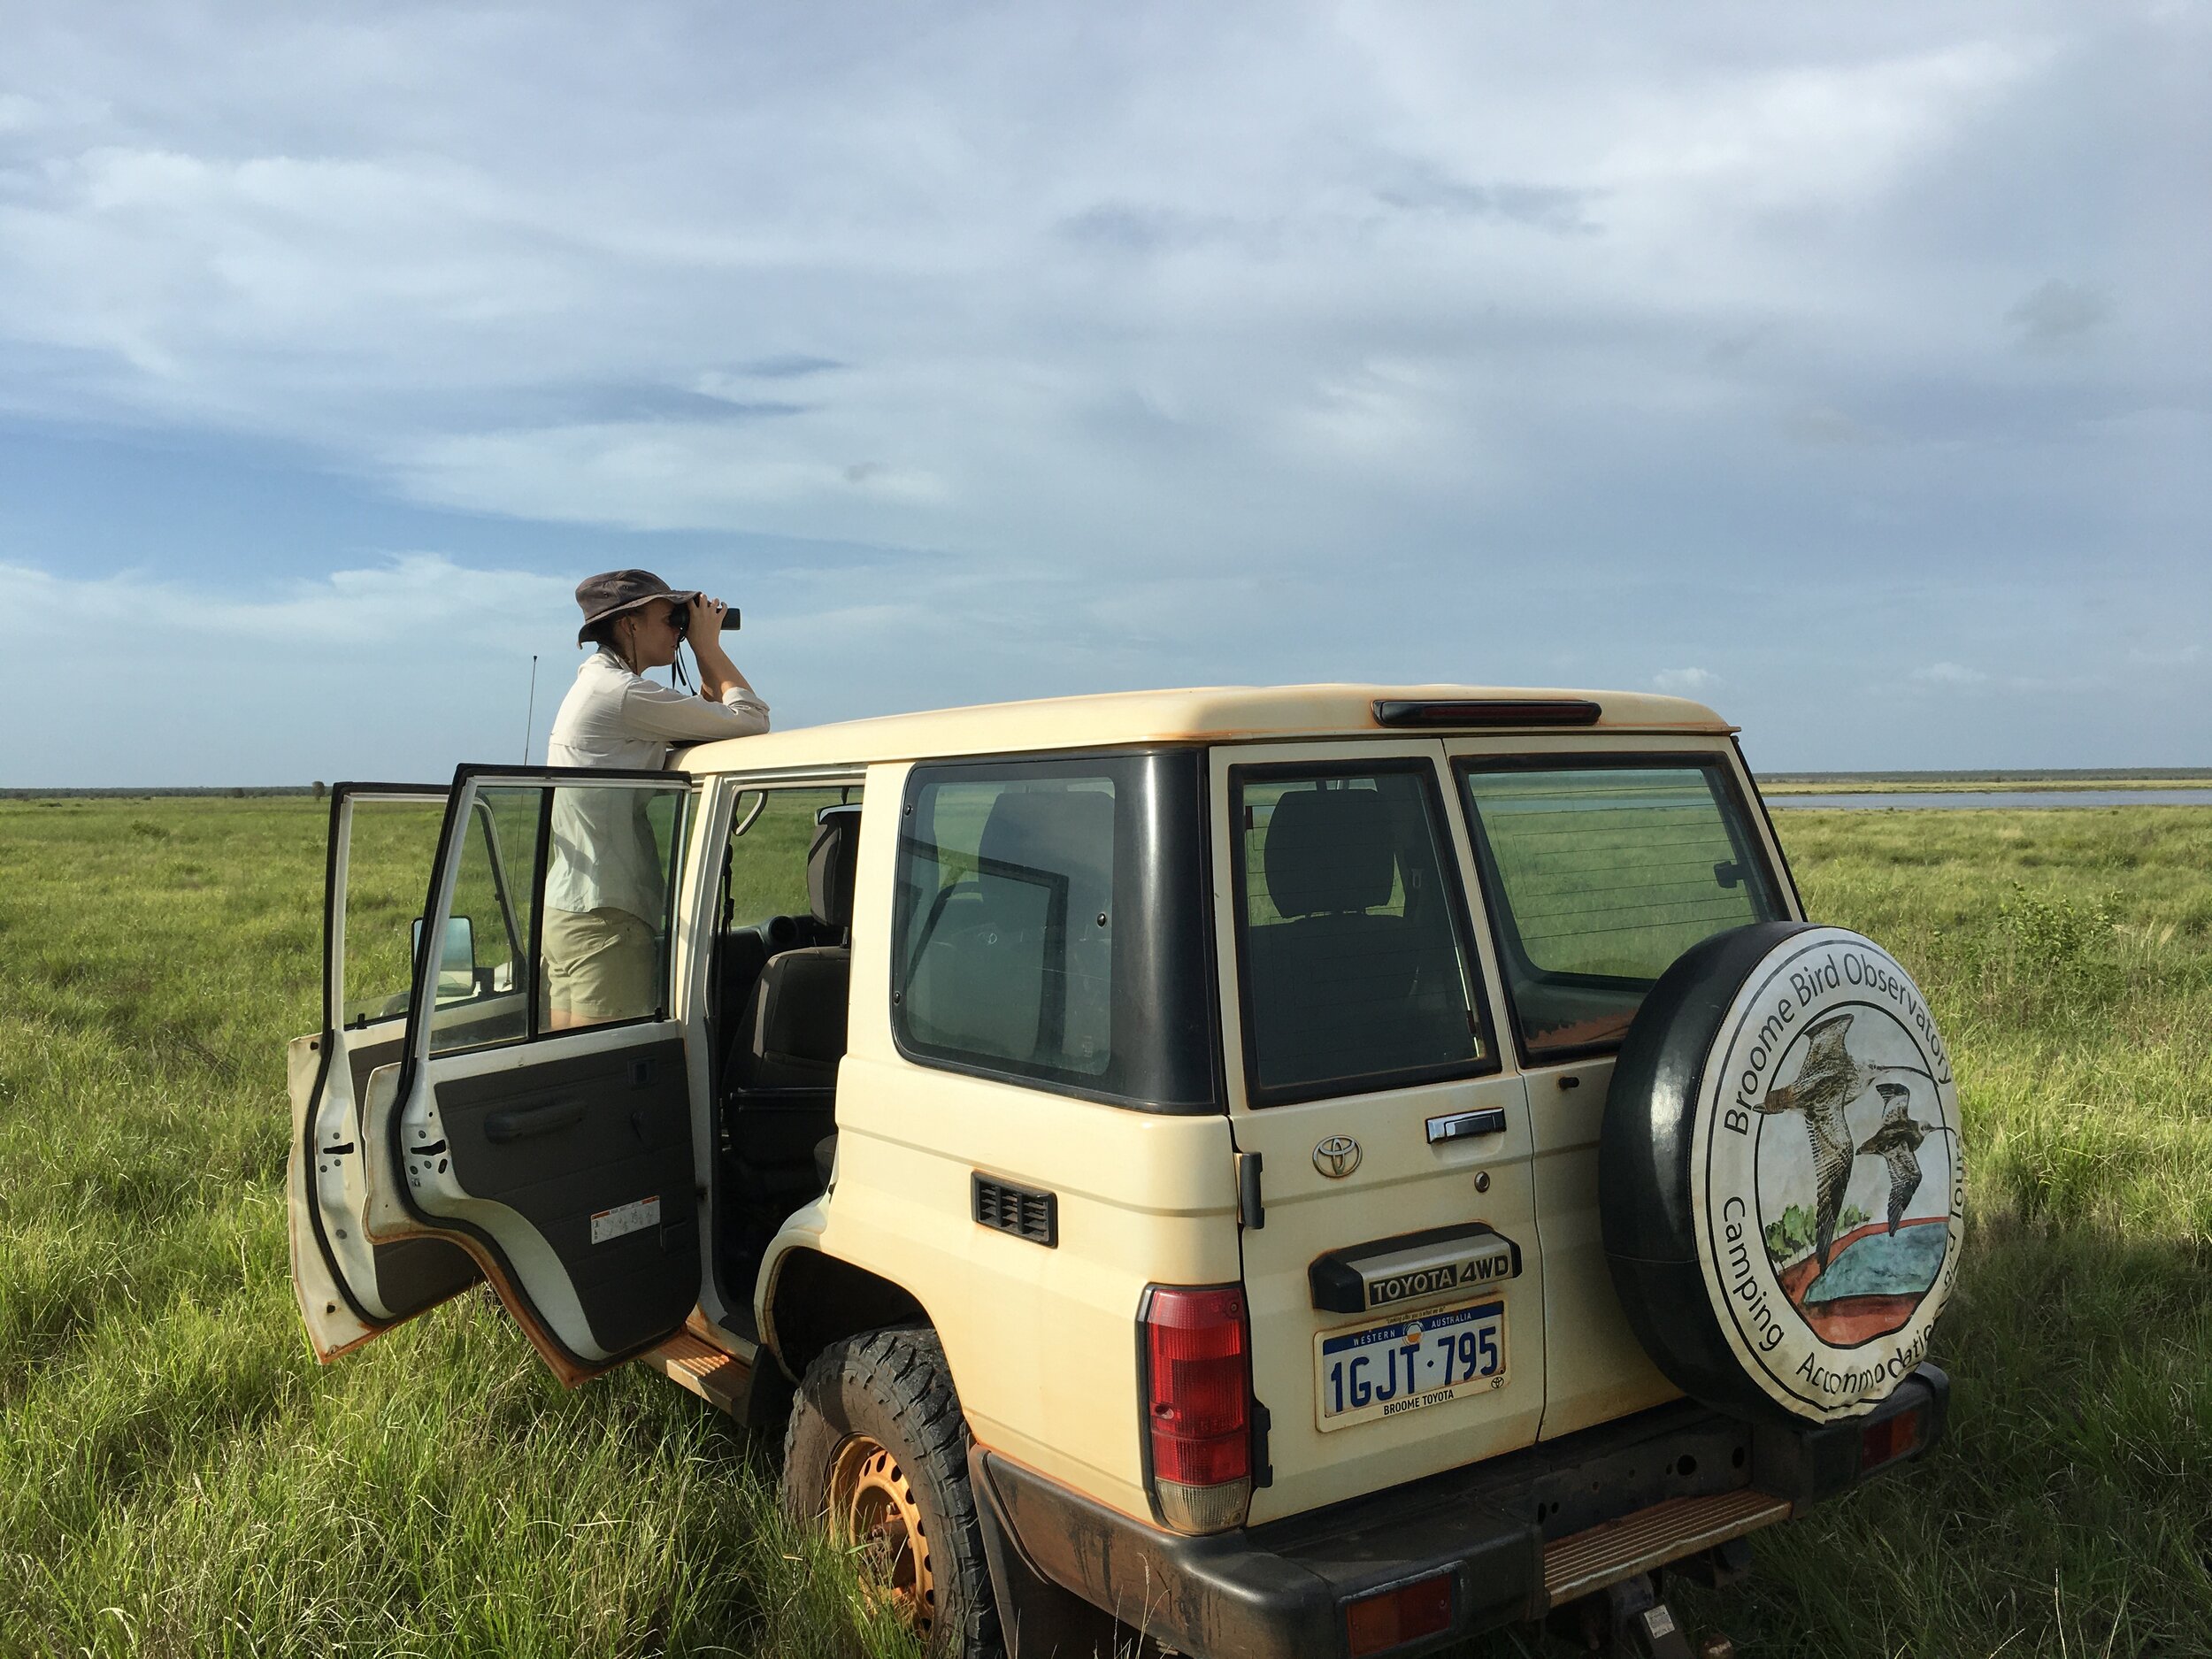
[0,787,319,799]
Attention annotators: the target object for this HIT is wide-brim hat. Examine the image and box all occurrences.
[574,569,700,645]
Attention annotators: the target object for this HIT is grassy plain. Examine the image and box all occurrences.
[3,796,2210,1656]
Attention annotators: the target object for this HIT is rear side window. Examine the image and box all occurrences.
[897,772,1118,1079]
[1458,760,1783,1060]
[1233,765,1492,1105]
[890,751,1218,1110]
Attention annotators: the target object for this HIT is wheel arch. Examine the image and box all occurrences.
[761,1244,932,1381]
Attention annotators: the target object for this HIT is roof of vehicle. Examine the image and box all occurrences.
[678,684,1733,774]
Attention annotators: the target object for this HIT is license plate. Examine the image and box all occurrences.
[1316,1298,1507,1432]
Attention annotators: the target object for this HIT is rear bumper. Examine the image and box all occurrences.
[972,1362,1947,1659]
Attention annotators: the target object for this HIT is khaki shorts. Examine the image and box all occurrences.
[542,907,659,1025]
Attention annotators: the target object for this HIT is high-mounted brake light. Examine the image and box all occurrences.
[1371,698,1603,729]
[1141,1285,1253,1534]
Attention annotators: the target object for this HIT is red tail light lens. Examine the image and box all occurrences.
[1141,1285,1252,1530]
[1344,1571,1455,1655]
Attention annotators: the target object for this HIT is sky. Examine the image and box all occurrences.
[0,1,2205,785]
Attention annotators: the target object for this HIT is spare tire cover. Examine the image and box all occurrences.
[1601,922,1963,1423]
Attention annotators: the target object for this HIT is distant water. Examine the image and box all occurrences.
[1771,789,2212,810]
[1806,1225,1947,1303]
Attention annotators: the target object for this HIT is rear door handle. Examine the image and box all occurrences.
[484,1097,585,1143]
[1426,1108,1508,1144]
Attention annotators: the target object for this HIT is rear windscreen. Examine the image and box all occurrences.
[1458,761,1784,1059]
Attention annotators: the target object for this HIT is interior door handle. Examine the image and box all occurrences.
[484,1097,585,1143]
[1426,1108,1508,1144]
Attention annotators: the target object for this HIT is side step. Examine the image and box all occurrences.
[638,1328,753,1417]
[1543,1488,1790,1608]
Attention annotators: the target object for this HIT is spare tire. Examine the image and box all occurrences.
[1601,922,1963,1424]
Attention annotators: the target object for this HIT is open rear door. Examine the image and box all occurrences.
[290,764,703,1384]
[290,782,486,1361]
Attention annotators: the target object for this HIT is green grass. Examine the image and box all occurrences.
[1663,806,2212,1658]
[4,796,2210,1656]
[0,797,919,1659]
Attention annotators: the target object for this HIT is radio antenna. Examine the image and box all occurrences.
[521,654,540,763]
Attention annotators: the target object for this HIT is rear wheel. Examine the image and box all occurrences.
[782,1326,1000,1657]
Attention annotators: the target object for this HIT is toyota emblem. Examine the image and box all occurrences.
[1313,1134,1362,1179]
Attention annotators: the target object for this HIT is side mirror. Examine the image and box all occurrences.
[413,915,478,1002]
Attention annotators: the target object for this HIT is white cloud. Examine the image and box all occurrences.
[2007,278,2111,350]
[1653,667,1721,694]
[1909,661,1990,687]
[0,1,2151,562]
[0,555,580,784]
[0,554,571,648]
[0,3,2203,776]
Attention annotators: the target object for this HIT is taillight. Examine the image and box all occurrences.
[1141,1284,1253,1533]
[1860,1403,1924,1471]
[1344,1571,1455,1656]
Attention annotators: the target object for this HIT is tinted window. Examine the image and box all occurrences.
[1233,766,1489,1104]
[896,772,1116,1079]
[889,751,1217,1110]
[1459,761,1783,1058]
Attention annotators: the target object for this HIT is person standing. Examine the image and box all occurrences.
[542,570,770,1027]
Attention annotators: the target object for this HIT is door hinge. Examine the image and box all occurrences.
[1236,1151,1264,1231]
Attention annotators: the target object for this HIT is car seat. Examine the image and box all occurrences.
[728,806,858,1200]
[1243,785,1469,1088]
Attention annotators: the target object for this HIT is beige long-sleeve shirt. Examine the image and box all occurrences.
[544,651,770,918]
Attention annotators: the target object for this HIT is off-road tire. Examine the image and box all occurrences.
[782,1325,1002,1658]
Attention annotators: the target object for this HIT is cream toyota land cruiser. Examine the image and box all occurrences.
[287,686,1961,1659]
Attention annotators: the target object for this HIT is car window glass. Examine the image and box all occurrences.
[534,781,691,1041]
[341,797,448,1031]
[723,787,856,926]
[1233,767,1487,1104]
[895,772,1117,1082]
[1459,763,1782,1059]
[426,786,541,1052]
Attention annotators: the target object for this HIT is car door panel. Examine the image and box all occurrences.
[1521,1052,1678,1437]
[290,766,704,1382]
[1213,741,1546,1525]
[289,787,486,1361]
[1442,737,1785,1440]
[419,1035,696,1357]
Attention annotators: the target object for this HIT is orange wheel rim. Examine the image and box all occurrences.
[826,1433,936,1630]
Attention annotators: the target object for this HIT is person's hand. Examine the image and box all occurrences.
[685,595,728,647]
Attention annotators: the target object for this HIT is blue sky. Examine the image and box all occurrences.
[1,1,2205,785]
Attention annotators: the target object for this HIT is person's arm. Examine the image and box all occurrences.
[618,661,770,742]
[684,595,759,705]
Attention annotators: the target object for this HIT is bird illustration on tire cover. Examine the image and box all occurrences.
[1857,1082,1951,1238]
[1752,1012,1932,1271]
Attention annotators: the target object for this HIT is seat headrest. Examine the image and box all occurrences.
[978,788,1116,893]
[1262,787,1395,918]
[808,806,862,930]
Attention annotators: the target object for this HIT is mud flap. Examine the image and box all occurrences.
[969,1446,1128,1659]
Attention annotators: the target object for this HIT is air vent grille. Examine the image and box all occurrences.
[972,1173,1058,1248]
